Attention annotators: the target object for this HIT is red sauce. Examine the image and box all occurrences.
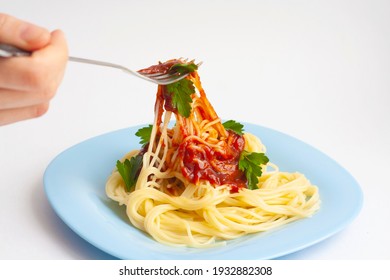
[179,131,247,192]
[138,59,180,75]
[139,59,182,114]
[140,60,246,192]
[161,86,176,113]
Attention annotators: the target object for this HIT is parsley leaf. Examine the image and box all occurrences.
[166,79,195,117]
[238,151,269,190]
[135,125,153,145]
[116,154,143,192]
[169,62,198,75]
[223,120,244,135]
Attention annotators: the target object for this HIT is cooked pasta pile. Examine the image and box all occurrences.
[106,59,320,247]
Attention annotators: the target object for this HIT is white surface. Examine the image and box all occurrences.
[0,0,389,260]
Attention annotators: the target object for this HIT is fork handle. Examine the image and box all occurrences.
[0,43,31,57]
[0,43,177,85]
[67,56,128,72]
[0,43,130,72]
[0,43,126,71]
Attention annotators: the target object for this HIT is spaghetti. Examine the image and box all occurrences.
[106,59,320,247]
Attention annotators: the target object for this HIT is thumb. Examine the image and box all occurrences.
[0,13,50,51]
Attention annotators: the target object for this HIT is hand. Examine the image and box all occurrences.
[0,13,68,126]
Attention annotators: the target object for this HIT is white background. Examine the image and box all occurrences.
[0,0,389,259]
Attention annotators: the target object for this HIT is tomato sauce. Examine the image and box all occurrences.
[138,59,180,75]
[140,60,247,192]
[138,59,182,114]
[179,131,247,192]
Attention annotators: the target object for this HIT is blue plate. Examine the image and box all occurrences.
[44,123,363,259]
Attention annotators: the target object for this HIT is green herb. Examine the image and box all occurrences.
[164,61,198,118]
[169,62,198,75]
[166,79,195,117]
[222,120,244,135]
[135,125,153,145]
[116,154,143,192]
[238,151,269,190]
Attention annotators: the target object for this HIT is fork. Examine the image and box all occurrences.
[0,43,197,85]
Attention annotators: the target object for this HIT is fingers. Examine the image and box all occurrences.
[0,13,50,50]
[0,88,44,110]
[0,57,53,92]
[34,29,68,89]
[0,102,49,126]
[0,29,68,90]
[0,29,68,104]
[0,26,68,125]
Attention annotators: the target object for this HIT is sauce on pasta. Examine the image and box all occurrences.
[180,131,246,192]
[105,59,320,248]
